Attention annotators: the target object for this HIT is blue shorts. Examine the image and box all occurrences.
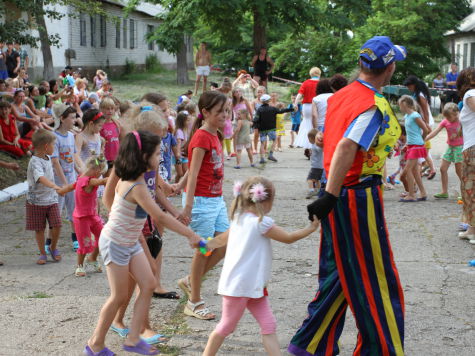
[259,130,276,142]
[182,193,229,238]
[291,123,300,133]
[0,70,7,80]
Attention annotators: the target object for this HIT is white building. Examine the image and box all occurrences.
[24,1,192,80]
[445,1,475,69]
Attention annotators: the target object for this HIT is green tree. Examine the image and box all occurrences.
[351,0,471,81]
[1,0,104,79]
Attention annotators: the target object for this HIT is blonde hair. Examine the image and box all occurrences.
[237,108,250,120]
[230,176,275,222]
[85,154,107,175]
[442,102,459,117]
[32,128,56,147]
[75,78,86,89]
[309,67,321,77]
[398,95,420,112]
[133,110,167,132]
[100,97,116,111]
[307,128,318,141]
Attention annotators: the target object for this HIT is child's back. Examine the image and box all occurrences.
[218,212,274,298]
[236,119,251,145]
[310,144,323,169]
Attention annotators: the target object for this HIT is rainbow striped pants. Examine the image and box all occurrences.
[288,177,405,356]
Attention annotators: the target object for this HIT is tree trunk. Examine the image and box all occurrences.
[36,4,54,80]
[252,7,266,53]
[176,36,189,85]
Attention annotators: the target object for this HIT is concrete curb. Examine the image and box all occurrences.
[0,181,27,203]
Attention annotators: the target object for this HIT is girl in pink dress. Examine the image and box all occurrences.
[99,97,123,175]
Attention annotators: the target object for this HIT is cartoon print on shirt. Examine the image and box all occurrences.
[210,148,223,195]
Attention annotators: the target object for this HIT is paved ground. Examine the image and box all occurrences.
[0,128,474,356]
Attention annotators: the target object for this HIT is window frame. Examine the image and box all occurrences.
[90,15,96,47]
[100,15,107,48]
[79,13,87,46]
[130,18,135,49]
[116,18,121,49]
[147,24,154,51]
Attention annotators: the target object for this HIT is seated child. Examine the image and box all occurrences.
[0,100,32,157]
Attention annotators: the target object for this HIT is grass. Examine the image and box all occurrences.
[27,291,53,299]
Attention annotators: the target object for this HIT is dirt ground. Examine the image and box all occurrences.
[0,127,474,356]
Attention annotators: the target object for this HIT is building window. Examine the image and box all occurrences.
[80,13,86,46]
[90,15,96,47]
[147,25,154,50]
[100,15,107,47]
[123,18,127,48]
[456,43,460,64]
[116,19,121,49]
[463,43,468,69]
[471,43,475,67]
[130,19,135,49]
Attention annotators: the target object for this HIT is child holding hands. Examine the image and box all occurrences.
[26,129,63,264]
[202,176,319,356]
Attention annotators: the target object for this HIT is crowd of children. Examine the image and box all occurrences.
[0,62,473,355]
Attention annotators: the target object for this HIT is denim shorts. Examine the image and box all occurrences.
[259,130,276,142]
[182,193,229,238]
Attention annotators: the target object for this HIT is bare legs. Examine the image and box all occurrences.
[400,159,426,200]
[88,253,157,353]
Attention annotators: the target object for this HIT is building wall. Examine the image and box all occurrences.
[28,2,191,80]
[447,33,475,70]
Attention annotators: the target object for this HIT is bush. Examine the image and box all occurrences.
[145,54,163,73]
[124,58,136,75]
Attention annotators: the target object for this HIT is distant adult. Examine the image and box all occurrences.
[446,63,459,103]
[251,47,274,88]
[403,75,437,179]
[14,42,28,71]
[311,78,333,131]
[293,67,320,151]
[232,70,259,102]
[289,35,406,356]
[194,42,212,96]
[456,67,475,242]
[5,42,20,78]
[0,42,7,80]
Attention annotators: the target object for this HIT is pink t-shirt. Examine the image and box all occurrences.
[439,119,463,146]
[73,176,99,218]
[100,121,120,162]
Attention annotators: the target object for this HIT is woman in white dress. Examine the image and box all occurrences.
[293,67,321,151]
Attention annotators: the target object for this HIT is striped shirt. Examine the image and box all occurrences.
[100,184,147,246]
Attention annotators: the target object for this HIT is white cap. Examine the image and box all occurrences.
[260,94,271,102]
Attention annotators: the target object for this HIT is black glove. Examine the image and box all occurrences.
[307,191,338,221]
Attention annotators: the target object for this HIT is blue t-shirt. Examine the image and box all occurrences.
[289,103,302,125]
[446,72,458,89]
[404,111,424,145]
[159,132,177,181]
[52,130,77,182]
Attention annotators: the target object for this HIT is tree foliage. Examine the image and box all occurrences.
[0,0,105,47]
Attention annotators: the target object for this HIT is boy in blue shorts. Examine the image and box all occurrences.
[288,94,302,148]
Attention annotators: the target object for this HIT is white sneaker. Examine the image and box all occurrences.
[458,232,475,240]
[469,239,475,245]
[75,265,86,277]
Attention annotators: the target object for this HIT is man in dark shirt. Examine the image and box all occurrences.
[254,94,293,163]
[5,42,19,78]
[445,62,459,103]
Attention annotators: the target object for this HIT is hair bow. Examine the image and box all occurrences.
[249,183,268,203]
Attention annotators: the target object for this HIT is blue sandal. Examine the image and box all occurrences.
[110,325,129,338]
[123,339,159,355]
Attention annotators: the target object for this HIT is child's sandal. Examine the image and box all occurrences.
[37,255,47,265]
[184,300,215,320]
[177,276,191,299]
[50,249,61,262]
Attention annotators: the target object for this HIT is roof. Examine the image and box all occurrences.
[102,0,165,18]
[446,1,475,35]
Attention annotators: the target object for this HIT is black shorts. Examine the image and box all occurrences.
[307,168,323,181]
[254,71,268,81]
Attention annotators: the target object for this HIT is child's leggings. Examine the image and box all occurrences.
[223,138,232,155]
[215,295,276,337]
